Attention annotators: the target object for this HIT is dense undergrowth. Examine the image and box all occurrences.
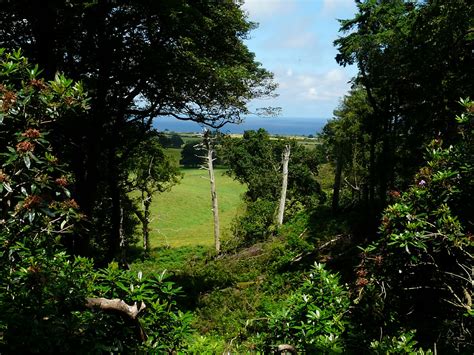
[129,101,474,352]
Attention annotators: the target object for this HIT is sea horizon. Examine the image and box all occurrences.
[152,116,329,136]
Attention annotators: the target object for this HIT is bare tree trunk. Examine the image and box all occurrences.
[119,204,127,266]
[332,154,343,214]
[277,144,291,226]
[142,191,151,253]
[206,137,221,253]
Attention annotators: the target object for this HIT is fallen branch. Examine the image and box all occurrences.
[85,297,147,342]
[85,297,146,319]
[276,344,297,354]
[290,234,346,264]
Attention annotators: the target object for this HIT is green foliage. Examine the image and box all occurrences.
[126,129,181,251]
[127,130,181,194]
[0,49,91,352]
[0,50,192,353]
[89,266,193,352]
[359,101,474,351]
[320,86,373,210]
[158,133,184,148]
[0,49,87,252]
[231,198,277,246]
[185,334,228,354]
[223,129,323,246]
[256,263,350,353]
[180,141,203,168]
[180,132,224,168]
[370,330,432,354]
[0,0,276,260]
[224,129,322,204]
[332,0,473,214]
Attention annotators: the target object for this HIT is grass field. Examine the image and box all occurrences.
[146,167,246,248]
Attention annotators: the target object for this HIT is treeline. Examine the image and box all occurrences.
[322,0,473,225]
[314,0,474,351]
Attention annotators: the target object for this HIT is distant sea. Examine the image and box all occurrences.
[152,116,328,136]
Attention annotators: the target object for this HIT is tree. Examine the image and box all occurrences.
[126,131,181,254]
[277,144,290,226]
[223,129,322,244]
[357,100,474,351]
[197,130,221,253]
[320,86,373,213]
[159,133,184,148]
[0,0,276,260]
[334,0,473,216]
[180,142,203,168]
[0,50,191,353]
[224,129,322,205]
[169,133,185,148]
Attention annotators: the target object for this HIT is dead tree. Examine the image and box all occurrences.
[277,144,291,226]
[198,129,221,253]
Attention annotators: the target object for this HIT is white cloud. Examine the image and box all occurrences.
[321,0,355,16]
[242,0,295,20]
[276,67,351,103]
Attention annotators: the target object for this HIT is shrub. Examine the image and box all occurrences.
[0,49,192,352]
[359,100,474,351]
[256,263,350,352]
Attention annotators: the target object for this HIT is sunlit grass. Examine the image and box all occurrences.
[147,168,245,248]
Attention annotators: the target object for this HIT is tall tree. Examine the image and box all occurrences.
[276,144,290,226]
[198,130,221,253]
[126,131,181,254]
[334,0,473,215]
[320,86,373,213]
[0,0,275,259]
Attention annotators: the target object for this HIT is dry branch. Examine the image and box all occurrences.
[85,297,146,319]
[276,344,297,354]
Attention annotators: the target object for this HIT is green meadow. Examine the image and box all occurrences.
[141,146,331,249]
[146,167,246,248]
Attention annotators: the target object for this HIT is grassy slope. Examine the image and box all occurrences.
[147,167,245,248]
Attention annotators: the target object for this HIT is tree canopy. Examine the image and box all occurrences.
[0,0,276,260]
[329,0,473,218]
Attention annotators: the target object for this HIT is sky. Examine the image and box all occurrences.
[242,0,358,119]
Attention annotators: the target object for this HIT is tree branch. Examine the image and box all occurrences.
[85,297,146,320]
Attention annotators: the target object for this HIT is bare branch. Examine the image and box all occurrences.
[85,297,146,320]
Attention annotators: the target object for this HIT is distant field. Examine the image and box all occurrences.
[146,168,246,248]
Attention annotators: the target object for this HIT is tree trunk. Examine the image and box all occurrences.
[206,138,221,253]
[108,147,122,261]
[143,191,151,253]
[332,154,343,214]
[277,144,291,226]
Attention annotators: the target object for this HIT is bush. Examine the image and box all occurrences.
[0,49,192,352]
[231,198,277,247]
[358,100,474,351]
[255,263,350,353]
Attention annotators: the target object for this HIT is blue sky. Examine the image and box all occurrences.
[242,0,358,119]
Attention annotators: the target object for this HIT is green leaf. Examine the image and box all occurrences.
[24,155,31,169]
[3,182,12,193]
